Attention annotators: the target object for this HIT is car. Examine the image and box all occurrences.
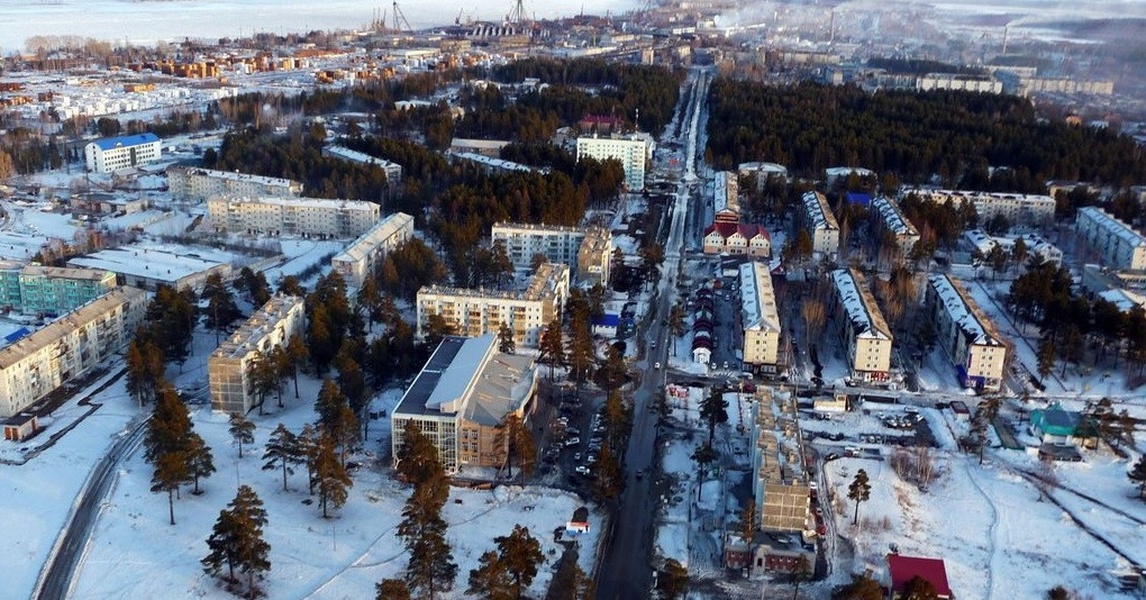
[575,465,591,476]
[654,362,661,370]
[587,453,598,464]
[651,341,657,349]
[564,437,581,447]
[565,427,580,437]
[573,452,582,462]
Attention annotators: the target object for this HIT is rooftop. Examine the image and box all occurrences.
[323,145,401,169]
[493,222,587,236]
[331,212,414,266]
[89,132,159,151]
[802,191,839,231]
[927,274,1004,347]
[739,261,780,333]
[887,554,952,597]
[210,295,303,361]
[18,265,114,282]
[449,151,545,174]
[0,287,146,370]
[67,246,226,284]
[872,196,918,237]
[831,268,891,341]
[167,165,300,189]
[421,263,567,303]
[209,194,379,211]
[1078,206,1146,249]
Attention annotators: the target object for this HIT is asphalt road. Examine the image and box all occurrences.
[34,417,149,600]
[595,67,710,600]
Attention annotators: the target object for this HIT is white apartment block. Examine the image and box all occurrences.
[871,196,919,256]
[904,188,1055,226]
[331,212,415,290]
[84,133,162,173]
[1076,207,1146,270]
[208,295,306,414]
[575,134,654,191]
[0,287,148,418]
[322,145,403,188]
[926,274,1008,392]
[801,191,841,256]
[917,74,1003,94]
[166,166,304,203]
[416,263,570,348]
[492,223,586,269]
[829,268,893,382]
[207,195,380,239]
[962,229,1063,267]
[739,261,782,368]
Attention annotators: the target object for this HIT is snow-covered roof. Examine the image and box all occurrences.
[1078,206,1146,249]
[872,196,918,237]
[738,162,787,176]
[323,145,401,171]
[927,274,1004,347]
[830,268,891,340]
[802,191,839,231]
[903,187,1055,210]
[89,133,159,150]
[210,195,378,211]
[1098,288,1146,312]
[739,261,780,333]
[210,295,303,360]
[449,151,546,174]
[67,246,225,284]
[166,165,300,189]
[713,171,739,216]
[331,212,413,265]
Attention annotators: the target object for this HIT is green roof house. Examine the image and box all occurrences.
[1029,403,1097,449]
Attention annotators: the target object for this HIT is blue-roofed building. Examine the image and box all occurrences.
[846,192,872,206]
[592,313,621,338]
[84,133,162,173]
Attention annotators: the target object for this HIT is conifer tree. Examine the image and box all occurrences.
[144,383,193,525]
[229,413,256,459]
[315,378,348,432]
[466,551,511,600]
[202,485,271,597]
[538,318,565,380]
[497,321,516,355]
[262,423,303,492]
[848,468,872,525]
[203,272,243,344]
[375,578,412,600]
[494,525,544,600]
[1129,455,1146,500]
[397,420,443,487]
[494,413,535,479]
[398,474,456,599]
[185,432,216,495]
[314,434,352,518]
[285,334,309,398]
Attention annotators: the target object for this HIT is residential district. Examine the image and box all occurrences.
[0,1,1145,600]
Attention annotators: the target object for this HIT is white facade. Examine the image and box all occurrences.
[962,229,1063,267]
[166,166,303,203]
[801,191,840,256]
[0,287,148,418]
[84,133,162,173]
[208,295,306,414]
[416,263,570,348]
[739,262,781,367]
[492,222,587,269]
[904,188,1055,226]
[575,134,654,191]
[917,74,1003,94]
[207,195,380,239]
[926,274,1008,392]
[1076,207,1146,271]
[829,268,893,381]
[331,212,415,290]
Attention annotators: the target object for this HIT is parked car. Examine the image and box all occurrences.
[564,437,581,447]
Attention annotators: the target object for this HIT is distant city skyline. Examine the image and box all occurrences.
[0,0,639,53]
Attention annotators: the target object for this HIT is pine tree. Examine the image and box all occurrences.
[398,473,457,599]
[314,434,352,518]
[185,432,216,495]
[375,578,412,600]
[202,485,271,597]
[1129,455,1146,500]
[739,501,757,543]
[315,378,349,433]
[494,413,535,479]
[790,552,812,599]
[497,321,516,354]
[700,387,729,443]
[126,333,165,406]
[834,574,884,600]
[263,423,303,492]
[495,525,544,600]
[246,350,280,416]
[286,334,309,399]
[145,383,193,525]
[397,420,444,487]
[848,468,872,525]
[466,551,512,600]
[538,318,565,380]
[229,413,255,459]
[298,423,321,495]
[901,575,940,600]
[656,559,688,600]
[597,344,628,391]
[203,272,242,344]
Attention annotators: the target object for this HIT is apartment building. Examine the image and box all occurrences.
[925,274,1008,392]
[416,263,570,348]
[0,287,148,418]
[330,212,415,290]
[491,223,612,285]
[917,73,1003,93]
[0,264,117,316]
[84,133,162,173]
[390,334,538,474]
[871,196,919,257]
[575,134,655,191]
[207,195,380,239]
[738,162,788,191]
[322,145,403,189]
[829,268,893,382]
[739,261,782,368]
[713,171,740,224]
[962,229,1063,267]
[1076,206,1146,270]
[801,191,841,256]
[208,295,306,414]
[703,223,771,258]
[904,188,1055,226]
[166,166,304,203]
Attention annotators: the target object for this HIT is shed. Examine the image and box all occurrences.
[3,412,39,441]
[887,554,952,599]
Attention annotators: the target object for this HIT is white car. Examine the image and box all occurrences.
[654,362,661,370]
[564,437,581,447]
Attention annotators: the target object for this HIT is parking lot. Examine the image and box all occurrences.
[537,387,612,488]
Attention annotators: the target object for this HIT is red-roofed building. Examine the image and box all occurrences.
[578,115,624,135]
[887,554,953,599]
[703,223,771,258]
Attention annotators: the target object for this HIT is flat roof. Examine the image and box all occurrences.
[209,195,379,211]
[167,165,301,189]
[394,335,492,417]
[67,246,225,284]
[19,265,114,282]
[89,133,159,150]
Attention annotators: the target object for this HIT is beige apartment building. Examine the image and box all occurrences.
[416,263,570,348]
[492,222,612,285]
[208,295,306,414]
[390,334,538,474]
[926,274,1008,392]
[1075,206,1146,271]
[739,261,782,368]
[0,287,148,418]
[829,268,893,382]
[871,196,920,257]
[166,166,304,203]
[331,212,415,290]
[575,134,654,191]
[903,188,1055,226]
[207,195,380,239]
[801,191,840,256]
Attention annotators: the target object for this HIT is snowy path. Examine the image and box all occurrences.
[963,459,999,600]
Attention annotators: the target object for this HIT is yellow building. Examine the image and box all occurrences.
[739,261,782,368]
[208,295,306,414]
[829,268,893,382]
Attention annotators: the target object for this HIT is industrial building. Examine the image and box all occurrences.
[207,295,306,414]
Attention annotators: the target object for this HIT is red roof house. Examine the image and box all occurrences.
[887,554,953,599]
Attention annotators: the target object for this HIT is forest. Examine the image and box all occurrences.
[705,80,1146,191]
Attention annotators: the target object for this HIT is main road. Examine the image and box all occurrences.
[595,67,710,600]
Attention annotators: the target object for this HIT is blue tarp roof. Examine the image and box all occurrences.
[593,313,621,327]
[4,327,30,344]
[846,192,872,206]
[91,133,159,151]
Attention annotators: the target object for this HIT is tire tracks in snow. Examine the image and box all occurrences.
[963,459,999,600]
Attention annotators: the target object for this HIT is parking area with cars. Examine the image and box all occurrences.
[538,391,614,489]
